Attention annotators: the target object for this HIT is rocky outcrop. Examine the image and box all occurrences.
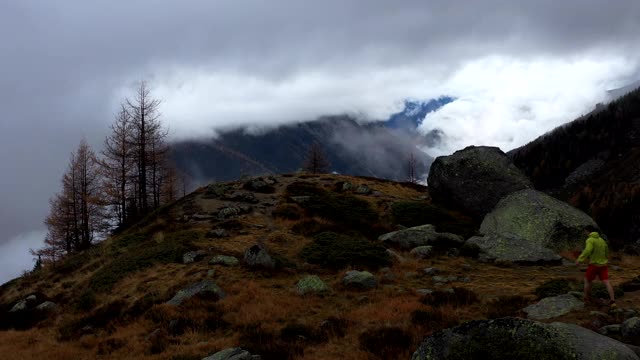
[427,146,532,217]
[466,233,562,264]
[342,271,377,290]
[412,317,639,360]
[522,294,584,320]
[295,275,330,295]
[480,189,599,251]
[166,280,226,306]
[378,225,464,250]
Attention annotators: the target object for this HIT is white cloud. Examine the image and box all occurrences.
[418,55,638,156]
[0,230,46,285]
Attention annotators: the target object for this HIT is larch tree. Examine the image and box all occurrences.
[302,142,331,174]
[407,152,418,184]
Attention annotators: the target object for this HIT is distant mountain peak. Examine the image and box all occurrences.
[386,96,455,131]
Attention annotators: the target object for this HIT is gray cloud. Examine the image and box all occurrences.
[1,0,640,279]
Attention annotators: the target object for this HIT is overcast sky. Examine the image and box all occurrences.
[1,0,640,283]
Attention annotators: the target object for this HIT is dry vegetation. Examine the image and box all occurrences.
[1,174,640,360]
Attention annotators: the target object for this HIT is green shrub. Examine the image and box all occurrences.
[302,194,378,231]
[534,279,571,299]
[591,282,624,299]
[359,327,413,359]
[286,181,326,197]
[391,201,477,238]
[300,232,391,270]
[89,231,197,292]
[410,308,459,329]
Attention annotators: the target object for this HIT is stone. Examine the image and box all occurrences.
[296,275,330,295]
[432,276,449,283]
[522,294,584,320]
[462,263,473,271]
[379,224,465,250]
[599,324,621,336]
[218,207,243,220]
[412,317,639,360]
[35,301,58,312]
[466,233,562,265]
[423,267,440,276]
[9,295,38,313]
[480,189,599,252]
[243,178,275,193]
[622,317,640,345]
[202,347,255,360]
[355,185,371,195]
[206,229,228,238]
[166,280,226,306]
[590,311,609,318]
[342,271,377,290]
[416,289,434,296]
[410,246,434,259]
[386,249,407,263]
[183,250,207,264]
[227,191,259,204]
[379,267,396,283]
[209,255,239,267]
[612,265,622,271]
[244,244,276,270]
[427,146,533,217]
[342,182,353,191]
[290,196,311,204]
[207,269,216,278]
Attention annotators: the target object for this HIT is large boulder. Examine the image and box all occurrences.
[522,294,584,320]
[481,189,599,251]
[466,233,562,264]
[342,271,377,290]
[244,244,276,270]
[427,146,532,217]
[378,225,464,250]
[166,280,226,306]
[622,317,640,345]
[412,317,639,360]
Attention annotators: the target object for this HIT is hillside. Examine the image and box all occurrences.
[509,88,640,245]
[171,116,432,184]
[2,173,640,359]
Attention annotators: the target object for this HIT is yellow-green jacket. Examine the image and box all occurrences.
[577,232,609,265]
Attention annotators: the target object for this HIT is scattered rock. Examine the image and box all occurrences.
[522,294,584,320]
[423,267,440,276]
[622,276,640,292]
[9,295,39,313]
[227,191,259,204]
[355,185,371,195]
[600,324,622,336]
[480,189,598,252]
[410,246,434,259]
[192,213,215,221]
[427,146,532,217]
[206,229,229,238]
[243,178,275,193]
[342,271,377,290]
[386,249,407,263]
[296,275,330,295]
[466,233,562,265]
[612,265,622,271]
[244,244,276,270]
[379,267,396,283]
[341,182,353,192]
[379,224,464,250]
[290,196,311,204]
[412,317,640,360]
[207,269,216,278]
[622,317,640,345]
[166,280,226,306]
[183,250,207,264]
[462,263,473,271]
[209,255,239,267]
[218,207,243,220]
[416,289,434,296]
[35,301,58,312]
[202,347,257,360]
[590,311,609,318]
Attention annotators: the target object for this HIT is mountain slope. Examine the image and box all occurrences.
[172,116,432,184]
[509,88,640,244]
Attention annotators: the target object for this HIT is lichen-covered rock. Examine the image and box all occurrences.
[412,317,639,360]
[480,189,598,251]
[622,317,640,345]
[355,185,371,195]
[410,246,434,259]
[202,347,257,360]
[522,294,584,320]
[342,271,377,290]
[244,244,275,270]
[466,233,562,264]
[378,225,464,250]
[35,301,58,312]
[296,275,330,295]
[209,255,239,267]
[227,191,259,204]
[9,295,38,313]
[166,280,226,306]
[427,146,532,217]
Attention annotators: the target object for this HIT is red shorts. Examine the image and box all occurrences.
[585,264,609,281]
